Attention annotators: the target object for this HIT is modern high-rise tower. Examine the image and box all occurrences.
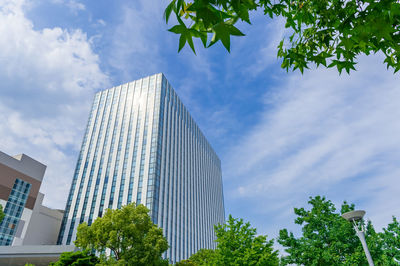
[57,73,225,262]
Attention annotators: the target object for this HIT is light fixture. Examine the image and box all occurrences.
[342,210,374,266]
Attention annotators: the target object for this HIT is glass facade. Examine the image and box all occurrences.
[0,178,31,246]
[57,73,225,263]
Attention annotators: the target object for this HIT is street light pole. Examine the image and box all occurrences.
[342,210,374,266]
[351,219,374,266]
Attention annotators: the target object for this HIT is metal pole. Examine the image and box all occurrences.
[353,221,374,266]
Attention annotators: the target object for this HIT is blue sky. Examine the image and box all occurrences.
[1,0,400,244]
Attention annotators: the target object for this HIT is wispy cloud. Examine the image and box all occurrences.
[224,54,400,235]
[245,17,286,76]
[51,0,85,14]
[0,0,109,208]
[107,0,169,82]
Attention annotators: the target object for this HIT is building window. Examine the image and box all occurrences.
[0,178,31,246]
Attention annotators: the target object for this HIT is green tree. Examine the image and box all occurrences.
[175,259,198,266]
[0,204,5,223]
[278,196,399,265]
[180,216,278,265]
[188,249,217,265]
[49,250,99,266]
[381,217,400,263]
[165,0,400,74]
[214,215,279,265]
[75,203,169,266]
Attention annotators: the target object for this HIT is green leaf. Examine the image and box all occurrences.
[168,25,186,34]
[229,24,245,36]
[213,22,231,51]
[164,0,176,23]
[186,33,196,54]
[208,32,219,48]
[211,22,245,52]
[165,0,400,74]
[238,5,251,24]
[179,33,187,52]
[176,0,184,12]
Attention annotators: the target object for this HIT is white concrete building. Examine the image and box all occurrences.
[0,151,63,246]
[0,245,75,266]
[58,73,225,262]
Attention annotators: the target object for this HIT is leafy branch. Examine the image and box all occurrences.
[165,0,400,74]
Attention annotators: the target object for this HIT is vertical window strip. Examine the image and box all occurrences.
[147,77,163,221]
[98,86,122,217]
[127,81,142,204]
[0,179,31,246]
[66,92,103,245]
[80,91,108,224]
[157,79,166,226]
[136,112,148,204]
[127,113,140,204]
[168,102,175,261]
[136,80,150,205]
[152,88,164,221]
[166,102,172,252]
[158,99,166,227]
[190,124,195,255]
[108,86,128,209]
[162,83,171,231]
[87,89,115,225]
[195,133,200,251]
[117,84,135,209]
[184,119,188,258]
[161,99,171,231]
[173,108,178,262]
[160,100,170,260]
[178,116,183,261]
[145,77,156,211]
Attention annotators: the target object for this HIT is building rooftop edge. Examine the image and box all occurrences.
[0,151,46,182]
[94,73,221,163]
[0,245,76,255]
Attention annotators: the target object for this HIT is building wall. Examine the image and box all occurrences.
[0,153,46,182]
[12,207,33,246]
[0,152,62,246]
[58,73,225,263]
[0,159,43,210]
[157,77,225,262]
[0,152,46,246]
[21,193,63,245]
[0,244,76,266]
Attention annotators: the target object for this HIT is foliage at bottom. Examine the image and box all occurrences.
[49,250,98,266]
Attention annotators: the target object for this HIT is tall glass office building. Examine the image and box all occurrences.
[57,73,225,262]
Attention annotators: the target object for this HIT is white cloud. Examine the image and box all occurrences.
[108,1,168,81]
[51,0,85,14]
[0,0,109,209]
[245,17,286,76]
[225,54,400,234]
[96,19,106,27]
[107,0,214,85]
[66,0,85,12]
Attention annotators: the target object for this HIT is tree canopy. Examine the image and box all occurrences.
[214,215,279,265]
[165,0,400,74]
[180,215,279,265]
[0,205,4,223]
[278,196,400,265]
[75,203,168,266]
[187,249,217,265]
[380,216,400,263]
